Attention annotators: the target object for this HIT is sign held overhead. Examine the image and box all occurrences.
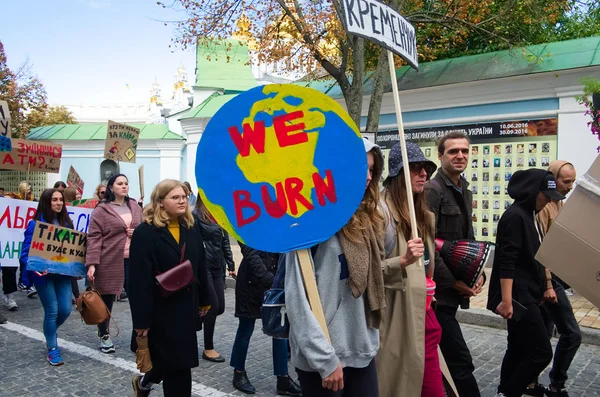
[0,100,11,138]
[341,0,418,69]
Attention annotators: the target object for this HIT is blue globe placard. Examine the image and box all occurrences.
[195,84,366,253]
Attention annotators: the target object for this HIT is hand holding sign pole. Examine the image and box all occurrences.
[196,84,367,341]
[342,0,422,262]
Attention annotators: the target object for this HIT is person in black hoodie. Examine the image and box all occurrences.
[487,169,565,397]
[193,196,235,362]
[229,243,301,396]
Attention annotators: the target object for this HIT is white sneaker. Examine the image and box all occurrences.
[100,334,115,354]
[1,294,18,311]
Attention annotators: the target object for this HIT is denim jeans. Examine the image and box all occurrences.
[230,317,288,376]
[543,282,582,388]
[34,275,73,349]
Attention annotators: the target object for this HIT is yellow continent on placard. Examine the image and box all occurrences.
[236,85,332,218]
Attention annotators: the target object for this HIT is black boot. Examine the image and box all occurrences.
[233,370,256,394]
[277,375,301,396]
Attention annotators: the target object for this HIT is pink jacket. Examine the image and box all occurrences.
[86,200,143,295]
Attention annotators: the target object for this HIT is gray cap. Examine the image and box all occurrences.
[386,141,437,181]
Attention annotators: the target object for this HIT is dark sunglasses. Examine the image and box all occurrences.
[408,162,435,176]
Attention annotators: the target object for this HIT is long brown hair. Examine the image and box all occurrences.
[342,148,385,242]
[384,174,433,243]
[34,189,74,228]
[193,194,215,224]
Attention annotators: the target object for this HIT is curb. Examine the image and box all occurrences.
[457,307,600,346]
[226,276,600,346]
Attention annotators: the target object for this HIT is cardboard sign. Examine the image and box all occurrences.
[0,100,11,138]
[536,155,600,309]
[26,221,87,277]
[195,84,366,252]
[70,198,99,208]
[67,166,85,196]
[0,198,93,267]
[0,138,62,173]
[104,120,140,163]
[138,165,144,199]
[341,0,418,69]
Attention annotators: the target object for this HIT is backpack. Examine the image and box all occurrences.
[261,245,318,339]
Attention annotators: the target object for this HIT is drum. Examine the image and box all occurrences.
[434,239,495,288]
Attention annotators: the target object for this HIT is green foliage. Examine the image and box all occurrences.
[26,105,77,129]
[580,77,600,96]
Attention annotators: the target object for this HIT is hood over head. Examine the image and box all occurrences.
[507,168,565,210]
[548,160,573,179]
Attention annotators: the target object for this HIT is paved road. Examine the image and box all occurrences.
[1,285,599,397]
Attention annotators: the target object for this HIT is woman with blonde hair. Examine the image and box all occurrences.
[284,139,385,396]
[377,142,458,397]
[129,179,211,397]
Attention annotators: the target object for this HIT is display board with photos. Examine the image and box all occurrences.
[375,118,558,242]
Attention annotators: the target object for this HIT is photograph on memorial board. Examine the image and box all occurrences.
[504,186,509,195]
[483,186,489,195]
[529,157,537,167]
[505,145,512,154]
[483,200,489,210]
[493,200,500,210]
[505,158,512,168]
[483,172,489,181]
[505,172,512,181]
[494,145,501,155]
[517,157,524,167]
[471,172,478,181]
[505,201,511,209]
[494,158,501,167]
[493,214,500,222]
[474,228,477,237]
[472,159,478,168]
[482,227,489,237]
[472,214,478,222]
[542,142,550,153]
[494,172,500,182]
[493,228,497,237]
[517,144,524,153]
[542,157,550,167]
[493,185,501,195]
[529,143,537,153]
[483,159,490,168]
[472,185,478,195]
[473,200,478,209]
[483,145,490,155]
[472,146,479,155]
[425,148,431,157]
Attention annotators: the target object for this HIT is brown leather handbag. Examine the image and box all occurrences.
[76,286,110,325]
[155,243,197,297]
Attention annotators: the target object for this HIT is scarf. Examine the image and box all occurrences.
[339,221,386,329]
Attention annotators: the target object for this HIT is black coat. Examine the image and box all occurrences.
[235,243,278,318]
[197,218,234,276]
[129,219,211,371]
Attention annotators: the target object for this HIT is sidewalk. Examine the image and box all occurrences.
[462,269,600,345]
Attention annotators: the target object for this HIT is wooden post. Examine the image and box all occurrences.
[296,248,331,342]
[387,50,423,266]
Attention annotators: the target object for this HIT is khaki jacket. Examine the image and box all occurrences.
[376,196,459,397]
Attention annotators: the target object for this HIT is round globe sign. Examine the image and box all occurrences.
[195,84,366,253]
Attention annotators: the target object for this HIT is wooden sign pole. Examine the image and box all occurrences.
[26,163,31,186]
[387,50,423,266]
[296,248,331,342]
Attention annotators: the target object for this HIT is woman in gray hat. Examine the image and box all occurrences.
[376,142,458,397]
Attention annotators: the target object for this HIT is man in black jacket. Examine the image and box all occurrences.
[487,169,563,397]
[425,132,484,397]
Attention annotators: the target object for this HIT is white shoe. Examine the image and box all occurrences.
[1,294,18,311]
[100,334,115,354]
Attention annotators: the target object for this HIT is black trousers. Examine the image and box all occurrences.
[541,282,582,389]
[436,304,481,397]
[97,294,115,337]
[499,303,553,397]
[295,359,378,397]
[203,268,225,350]
[2,266,18,294]
[143,367,192,397]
